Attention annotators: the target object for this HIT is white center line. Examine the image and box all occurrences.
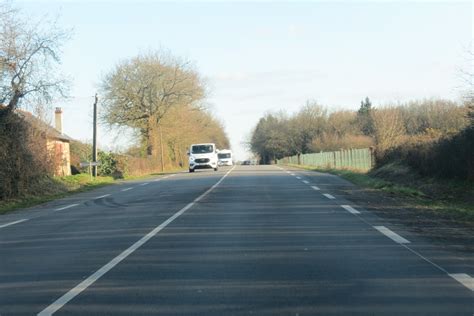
[302,180,309,184]
[448,273,474,291]
[341,205,360,214]
[55,204,79,211]
[323,193,335,200]
[140,183,149,186]
[311,186,320,191]
[0,219,28,229]
[374,226,410,244]
[94,194,110,199]
[121,187,134,192]
[38,165,236,316]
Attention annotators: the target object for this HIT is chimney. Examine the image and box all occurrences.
[55,107,63,133]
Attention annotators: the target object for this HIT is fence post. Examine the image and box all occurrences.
[349,149,353,169]
[369,146,376,169]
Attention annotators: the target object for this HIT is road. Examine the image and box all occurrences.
[0,165,472,315]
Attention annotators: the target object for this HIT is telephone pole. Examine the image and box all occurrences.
[92,93,98,177]
[159,124,165,172]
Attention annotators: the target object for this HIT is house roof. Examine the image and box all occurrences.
[1,105,74,142]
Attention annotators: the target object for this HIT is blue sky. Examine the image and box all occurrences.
[18,1,473,159]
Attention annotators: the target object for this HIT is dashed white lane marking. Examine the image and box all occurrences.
[296,176,301,180]
[448,273,474,292]
[94,194,110,199]
[374,226,410,244]
[290,173,295,176]
[323,193,335,200]
[38,165,236,316]
[311,186,320,191]
[140,183,149,186]
[341,205,360,214]
[55,204,79,211]
[121,187,133,192]
[0,219,28,229]
[302,180,309,184]
[286,171,291,174]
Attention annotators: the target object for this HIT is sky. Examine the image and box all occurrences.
[17,0,473,160]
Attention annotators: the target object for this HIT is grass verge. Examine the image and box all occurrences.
[0,174,114,215]
[0,168,187,215]
[286,163,474,223]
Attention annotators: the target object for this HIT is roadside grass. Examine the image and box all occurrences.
[0,168,187,215]
[0,174,115,215]
[286,163,474,223]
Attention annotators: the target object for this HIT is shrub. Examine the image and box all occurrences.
[380,127,474,181]
[0,109,56,199]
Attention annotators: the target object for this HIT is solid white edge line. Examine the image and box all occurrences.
[38,165,236,316]
[323,193,335,200]
[54,204,79,211]
[311,186,320,191]
[374,226,410,244]
[341,205,360,214]
[0,218,28,229]
[94,194,110,199]
[448,273,474,291]
[153,174,173,182]
[121,187,133,192]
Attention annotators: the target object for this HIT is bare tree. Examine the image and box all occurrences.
[371,107,406,154]
[100,51,206,155]
[0,2,70,112]
[288,101,327,155]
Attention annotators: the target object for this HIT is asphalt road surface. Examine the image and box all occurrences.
[0,165,473,315]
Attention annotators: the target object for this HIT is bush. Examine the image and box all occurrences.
[0,109,56,200]
[97,151,119,177]
[379,126,474,181]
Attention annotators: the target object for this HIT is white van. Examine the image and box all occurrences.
[218,149,233,166]
[188,143,219,172]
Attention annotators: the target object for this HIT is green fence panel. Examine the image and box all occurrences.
[278,147,373,170]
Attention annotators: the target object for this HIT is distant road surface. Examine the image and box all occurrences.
[0,165,472,315]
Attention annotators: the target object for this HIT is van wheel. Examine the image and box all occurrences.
[189,168,194,173]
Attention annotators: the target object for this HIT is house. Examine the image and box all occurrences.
[18,107,73,176]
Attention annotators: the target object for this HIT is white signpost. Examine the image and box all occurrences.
[80,161,101,180]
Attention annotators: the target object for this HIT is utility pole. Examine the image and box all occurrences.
[159,124,165,172]
[92,93,98,177]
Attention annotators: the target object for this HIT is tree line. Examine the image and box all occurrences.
[250,97,472,180]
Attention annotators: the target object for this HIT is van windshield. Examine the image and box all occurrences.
[218,153,231,159]
[192,145,214,154]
